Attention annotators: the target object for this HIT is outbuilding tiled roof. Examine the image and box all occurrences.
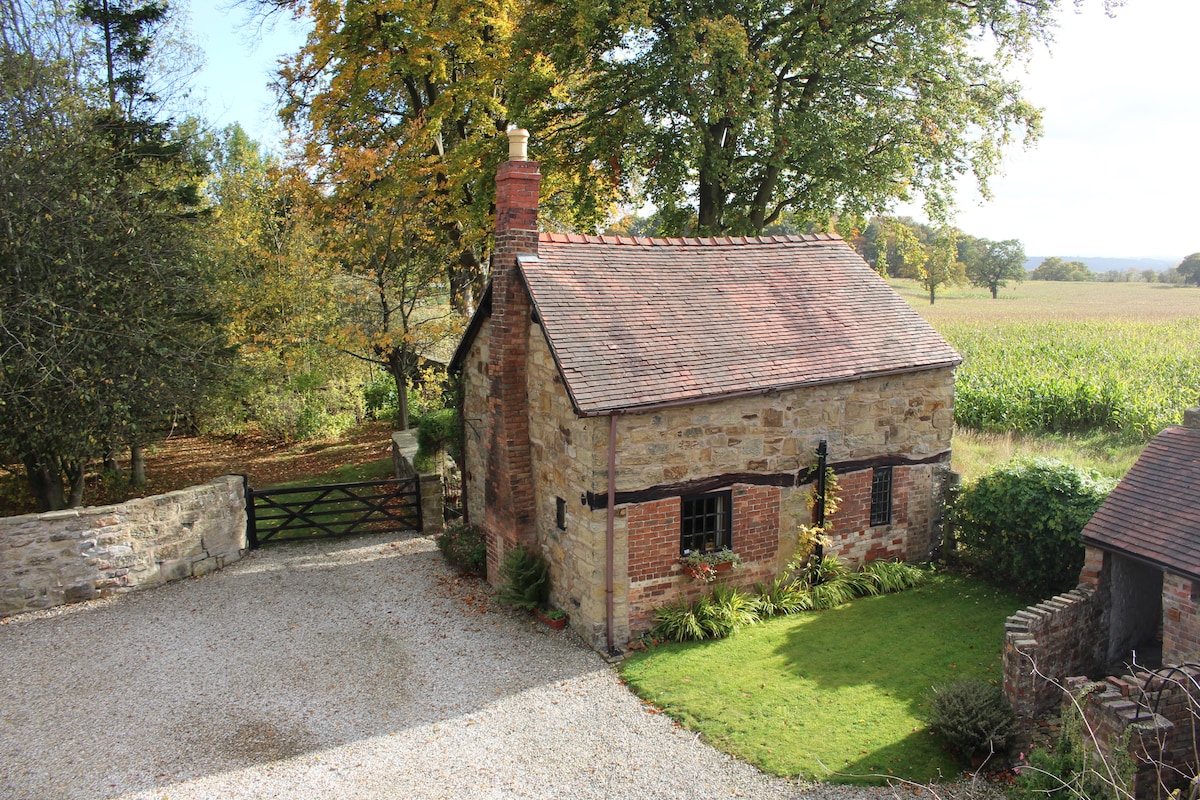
[520,232,960,415]
[1081,425,1200,580]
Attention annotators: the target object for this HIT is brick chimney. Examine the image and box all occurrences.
[484,129,540,580]
[1185,406,1200,430]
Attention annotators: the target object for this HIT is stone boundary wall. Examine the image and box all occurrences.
[391,431,444,534]
[1004,585,1107,752]
[1064,667,1200,799]
[1,475,246,617]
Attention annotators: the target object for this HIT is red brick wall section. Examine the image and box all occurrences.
[1080,545,1106,588]
[826,467,911,566]
[625,485,781,637]
[483,158,541,583]
[1163,571,1200,664]
[1065,667,1200,800]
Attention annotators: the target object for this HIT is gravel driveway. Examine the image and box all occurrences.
[0,532,996,800]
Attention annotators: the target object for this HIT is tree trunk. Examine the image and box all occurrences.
[65,460,85,508]
[929,285,936,305]
[23,454,66,512]
[388,348,411,430]
[130,444,146,488]
[991,285,998,299]
[103,445,123,479]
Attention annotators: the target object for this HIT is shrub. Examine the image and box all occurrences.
[436,522,486,575]
[414,408,462,473]
[861,559,928,594]
[927,679,1016,760]
[951,457,1115,594]
[1011,702,1135,800]
[497,546,550,610]
[362,375,398,421]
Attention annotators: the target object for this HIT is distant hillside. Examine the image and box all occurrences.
[1024,256,1178,273]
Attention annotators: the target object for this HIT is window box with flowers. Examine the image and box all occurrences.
[680,549,743,583]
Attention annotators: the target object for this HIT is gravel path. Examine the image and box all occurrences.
[0,532,1001,800]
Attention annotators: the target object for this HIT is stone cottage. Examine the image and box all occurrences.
[450,130,961,653]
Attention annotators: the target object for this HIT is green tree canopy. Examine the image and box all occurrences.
[516,0,1056,235]
[1030,256,1094,281]
[0,8,226,510]
[964,238,1026,298]
[1176,253,1200,286]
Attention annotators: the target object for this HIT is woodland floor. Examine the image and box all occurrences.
[0,420,396,517]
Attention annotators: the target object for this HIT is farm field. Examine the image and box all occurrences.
[890,279,1200,479]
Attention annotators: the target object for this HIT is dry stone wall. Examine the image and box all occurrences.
[0,475,246,616]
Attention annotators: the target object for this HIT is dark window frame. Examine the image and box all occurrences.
[680,490,733,555]
[555,496,567,530]
[870,466,893,527]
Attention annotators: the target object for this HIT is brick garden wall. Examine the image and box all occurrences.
[1064,667,1200,800]
[0,475,246,617]
[1003,585,1108,753]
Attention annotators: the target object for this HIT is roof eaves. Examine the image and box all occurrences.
[575,358,963,417]
[518,255,587,417]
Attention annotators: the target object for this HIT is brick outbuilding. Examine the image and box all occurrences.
[450,130,961,653]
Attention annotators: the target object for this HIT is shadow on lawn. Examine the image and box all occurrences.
[766,575,1027,782]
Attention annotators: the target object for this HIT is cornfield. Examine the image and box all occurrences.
[893,280,1200,440]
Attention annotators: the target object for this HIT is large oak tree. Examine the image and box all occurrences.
[517,0,1063,235]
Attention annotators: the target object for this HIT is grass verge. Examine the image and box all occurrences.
[952,427,1144,483]
[618,574,1030,784]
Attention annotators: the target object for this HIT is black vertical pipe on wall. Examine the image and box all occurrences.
[813,439,828,560]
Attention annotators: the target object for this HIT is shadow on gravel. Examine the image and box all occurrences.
[0,532,604,800]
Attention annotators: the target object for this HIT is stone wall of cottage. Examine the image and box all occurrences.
[465,333,954,649]
[1162,571,1200,664]
[823,464,938,565]
[0,475,246,617]
[462,318,490,542]
[1003,585,1108,753]
[526,323,610,645]
[1063,669,1200,800]
[610,367,954,491]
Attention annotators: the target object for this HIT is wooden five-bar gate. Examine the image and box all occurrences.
[244,476,421,548]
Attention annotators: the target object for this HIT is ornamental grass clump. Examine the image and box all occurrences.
[652,586,759,642]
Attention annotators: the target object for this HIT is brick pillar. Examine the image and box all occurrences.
[484,130,541,583]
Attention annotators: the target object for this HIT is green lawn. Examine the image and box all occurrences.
[619,574,1031,784]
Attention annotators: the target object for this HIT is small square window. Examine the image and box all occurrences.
[870,467,893,527]
[680,490,732,554]
[555,497,567,530]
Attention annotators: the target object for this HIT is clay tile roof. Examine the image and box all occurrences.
[521,233,961,415]
[1081,425,1200,579]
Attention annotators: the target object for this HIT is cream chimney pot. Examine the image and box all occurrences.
[507,128,530,161]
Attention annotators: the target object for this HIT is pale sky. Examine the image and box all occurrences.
[186,1,1200,262]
